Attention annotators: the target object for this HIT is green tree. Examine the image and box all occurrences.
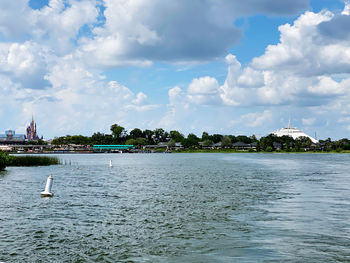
[168,139,176,148]
[212,134,223,143]
[201,132,210,141]
[129,128,143,139]
[265,146,273,152]
[25,139,47,145]
[51,137,65,145]
[163,131,169,141]
[256,141,261,152]
[51,135,92,145]
[71,135,90,145]
[110,124,125,141]
[335,139,344,150]
[294,141,301,152]
[136,137,147,146]
[0,151,10,170]
[279,135,294,150]
[250,135,258,142]
[325,137,333,151]
[339,138,350,150]
[236,135,252,144]
[169,130,184,142]
[228,135,237,143]
[259,134,277,151]
[153,128,167,142]
[221,136,232,148]
[104,134,114,144]
[126,137,147,147]
[202,139,214,147]
[143,129,154,144]
[296,136,312,149]
[125,139,137,146]
[182,133,199,148]
[91,132,107,145]
[285,141,291,152]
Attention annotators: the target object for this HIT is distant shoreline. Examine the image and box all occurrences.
[173,150,350,154]
[10,150,350,154]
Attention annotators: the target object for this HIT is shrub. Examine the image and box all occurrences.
[265,146,273,152]
[0,151,9,170]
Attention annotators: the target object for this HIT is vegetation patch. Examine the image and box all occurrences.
[0,152,60,170]
[0,151,10,170]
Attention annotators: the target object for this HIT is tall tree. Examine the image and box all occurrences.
[221,136,232,148]
[201,132,210,141]
[212,134,223,143]
[170,130,184,142]
[130,128,143,139]
[143,129,154,144]
[91,132,106,144]
[182,133,199,148]
[110,124,125,142]
[153,128,167,142]
[236,135,252,144]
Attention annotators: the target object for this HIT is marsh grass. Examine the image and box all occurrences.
[7,155,60,166]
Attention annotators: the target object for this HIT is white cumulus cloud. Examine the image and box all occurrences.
[187,77,221,105]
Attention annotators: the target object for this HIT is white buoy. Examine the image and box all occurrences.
[109,160,113,168]
[41,175,53,197]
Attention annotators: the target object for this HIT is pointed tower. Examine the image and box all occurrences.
[26,115,39,140]
[34,122,37,139]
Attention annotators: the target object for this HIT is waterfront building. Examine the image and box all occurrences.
[92,145,134,153]
[0,130,26,145]
[26,116,39,141]
[272,121,318,143]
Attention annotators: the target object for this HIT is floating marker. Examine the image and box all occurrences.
[41,175,53,197]
[109,160,113,168]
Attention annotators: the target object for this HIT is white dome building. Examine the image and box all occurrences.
[272,121,318,143]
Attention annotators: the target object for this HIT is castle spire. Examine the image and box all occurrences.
[26,115,39,141]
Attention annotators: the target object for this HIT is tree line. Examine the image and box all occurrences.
[51,123,258,148]
[50,123,350,152]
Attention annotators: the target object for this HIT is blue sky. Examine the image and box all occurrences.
[1,0,350,140]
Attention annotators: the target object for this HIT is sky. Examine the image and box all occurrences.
[1,0,350,140]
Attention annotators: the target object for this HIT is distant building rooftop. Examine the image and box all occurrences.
[92,145,134,150]
[0,130,25,144]
[272,121,318,143]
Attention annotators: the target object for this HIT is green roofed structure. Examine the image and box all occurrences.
[92,145,134,152]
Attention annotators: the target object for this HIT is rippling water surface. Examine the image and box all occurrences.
[1,153,350,262]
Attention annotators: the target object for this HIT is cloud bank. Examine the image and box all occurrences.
[162,3,350,138]
[2,0,350,139]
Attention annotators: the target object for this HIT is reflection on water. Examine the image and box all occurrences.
[1,153,350,262]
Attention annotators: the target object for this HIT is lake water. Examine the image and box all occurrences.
[1,153,350,262]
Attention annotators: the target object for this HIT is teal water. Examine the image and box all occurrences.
[1,153,350,262]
